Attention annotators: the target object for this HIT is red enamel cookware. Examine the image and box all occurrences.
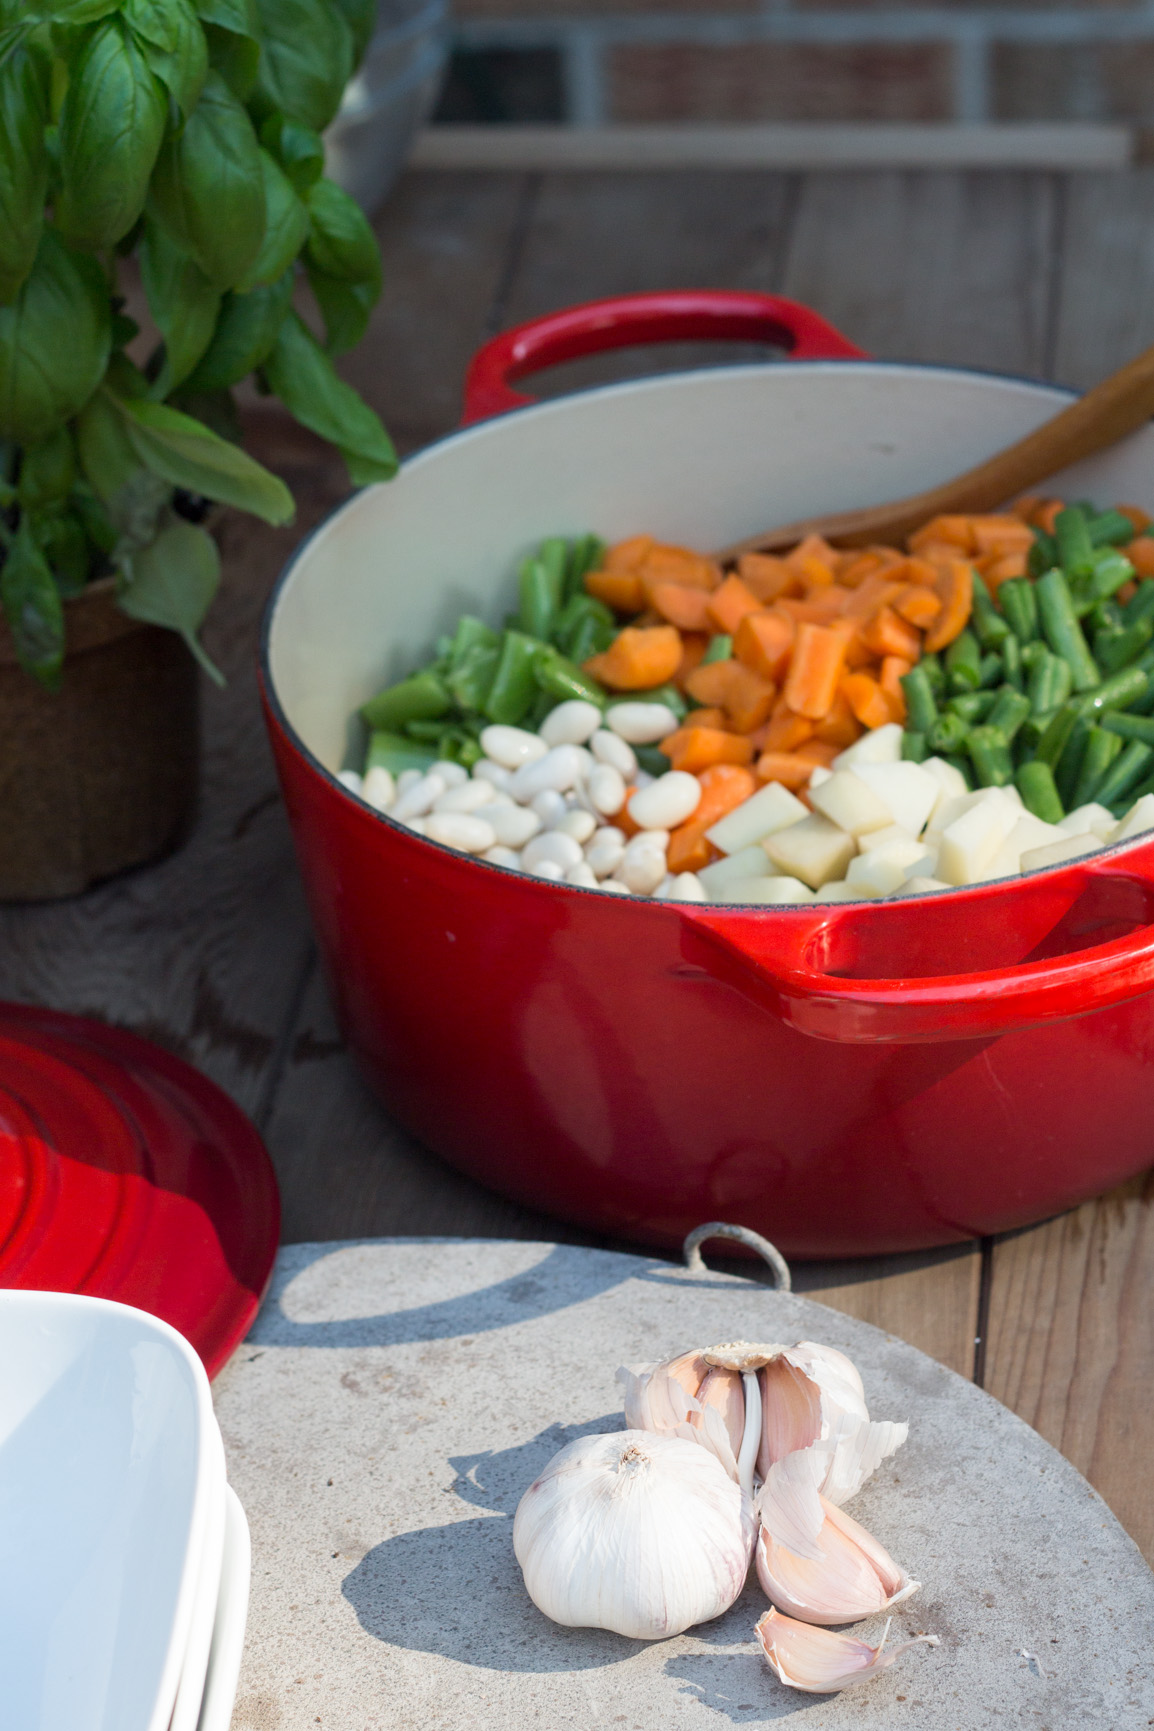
[261,291,1154,1258]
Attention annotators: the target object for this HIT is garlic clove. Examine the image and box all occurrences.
[617,1356,744,1481]
[755,1607,938,1693]
[818,1412,909,1509]
[758,1355,825,1480]
[756,1494,919,1625]
[697,1366,745,1461]
[784,1341,869,1429]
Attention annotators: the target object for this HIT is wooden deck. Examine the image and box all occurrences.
[5,164,1154,1559]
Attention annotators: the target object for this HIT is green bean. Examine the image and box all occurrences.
[1088,548,1136,604]
[1000,578,1039,644]
[1086,599,1125,638]
[919,651,946,698]
[1093,739,1154,809]
[403,718,450,740]
[1027,650,1058,718]
[1072,726,1122,808]
[1028,531,1057,579]
[1055,504,1096,580]
[1034,701,1079,769]
[364,729,437,777]
[635,744,672,776]
[986,685,1032,742]
[484,631,541,724]
[1073,663,1148,716]
[943,752,973,788]
[1035,569,1101,691]
[1101,710,1154,746]
[556,594,615,663]
[900,664,938,733]
[947,690,995,724]
[564,534,607,600]
[946,628,982,692]
[1124,579,1154,626]
[361,669,453,731]
[927,711,970,755]
[1055,715,1092,807]
[1088,507,1137,547]
[630,682,688,721]
[534,646,607,708]
[978,652,1004,688]
[1020,639,1050,671]
[901,730,928,763]
[518,554,563,643]
[971,572,1011,649]
[967,725,1014,788]
[702,633,733,664]
[449,614,499,666]
[1096,618,1154,675]
[1001,632,1024,690]
[445,642,500,712]
[1016,759,1064,824]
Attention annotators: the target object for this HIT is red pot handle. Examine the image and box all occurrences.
[462,291,866,424]
[680,843,1154,1046]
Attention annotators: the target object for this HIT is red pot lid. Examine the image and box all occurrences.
[0,1002,280,1378]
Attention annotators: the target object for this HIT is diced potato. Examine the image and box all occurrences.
[1020,831,1102,873]
[979,812,1065,883]
[705,781,808,855]
[763,813,856,889]
[809,770,893,838]
[920,755,970,824]
[831,722,903,770]
[852,761,939,838]
[710,875,815,905]
[1058,803,1115,841]
[1109,793,1154,844]
[808,765,833,790]
[856,822,919,854]
[891,875,951,897]
[937,796,1020,885]
[846,836,933,897]
[698,844,774,895]
[814,880,870,902]
[930,785,1019,842]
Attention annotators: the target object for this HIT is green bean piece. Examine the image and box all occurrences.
[927,711,970,754]
[1074,663,1148,716]
[1101,709,1154,746]
[919,651,946,698]
[901,730,928,763]
[1035,569,1101,692]
[534,646,608,708]
[900,664,938,733]
[1028,531,1057,579]
[1072,726,1122,807]
[1093,739,1154,809]
[1086,599,1125,638]
[1016,759,1065,824]
[445,643,499,712]
[986,685,1032,742]
[1055,715,1092,807]
[702,633,734,664]
[360,669,453,731]
[1087,508,1137,547]
[629,682,688,721]
[1026,650,1072,719]
[564,534,607,600]
[1055,505,1096,580]
[1035,702,1078,770]
[943,752,973,789]
[946,628,982,692]
[403,718,449,740]
[449,614,499,667]
[947,690,996,723]
[634,744,672,776]
[364,729,437,777]
[971,573,1011,649]
[1000,578,1039,644]
[484,631,542,724]
[1124,579,1154,626]
[976,652,1002,688]
[1087,548,1136,605]
[967,725,1014,788]
[1097,618,1154,675]
[1001,632,1024,690]
[518,554,563,643]
[1020,639,1049,670]
[524,688,555,732]
[556,594,616,663]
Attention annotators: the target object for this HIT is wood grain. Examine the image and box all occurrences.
[794,1248,982,1379]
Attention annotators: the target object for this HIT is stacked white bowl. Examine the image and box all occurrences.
[0,1291,250,1731]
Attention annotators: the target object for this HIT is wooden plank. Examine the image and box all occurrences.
[781,169,1058,371]
[983,1176,1154,1562]
[1052,166,1154,389]
[794,1249,982,1379]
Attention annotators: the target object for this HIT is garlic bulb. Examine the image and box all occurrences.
[756,1608,939,1693]
[513,1430,756,1639]
[755,1495,918,1624]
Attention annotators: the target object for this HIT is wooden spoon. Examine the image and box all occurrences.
[715,342,1154,563]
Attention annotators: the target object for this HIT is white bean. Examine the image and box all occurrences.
[510,743,585,802]
[587,763,627,816]
[526,857,564,881]
[337,768,363,795]
[424,813,496,854]
[480,724,548,770]
[668,871,707,903]
[653,874,677,899]
[588,825,625,850]
[584,839,626,880]
[481,804,542,849]
[633,769,654,791]
[564,861,599,888]
[472,758,512,790]
[521,831,584,872]
[483,845,522,869]
[399,815,426,835]
[391,772,446,821]
[573,745,595,778]
[593,878,629,894]
[433,778,499,814]
[430,759,468,788]
[606,701,680,744]
[396,768,423,796]
[629,771,701,831]
[530,788,568,829]
[590,729,637,779]
[361,766,394,811]
[555,808,596,845]
[615,844,668,895]
[538,700,602,747]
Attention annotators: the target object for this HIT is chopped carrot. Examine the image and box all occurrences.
[585,569,645,613]
[793,554,837,589]
[978,550,1028,588]
[860,606,921,663]
[1118,581,1138,606]
[903,556,940,588]
[737,552,803,603]
[734,610,794,682]
[686,705,728,731]
[725,663,778,733]
[1012,495,1043,522]
[1126,538,1154,578]
[1034,500,1063,535]
[647,581,713,632]
[794,739,838,768]
[908,515,975,555]
[686,659,742,709]
[841,671,893,731]
[880,655,913,722]
[812,687,861,748]
[667,764,758,873]
[763,709,814,753]
[1120,505,1153,535]
[605,535,654,572]
[784,622,850,720]
[663,726,756,774]
[922,559,974,653]
[754,751,815,791]
[775,596,840,627]
[583,624,682,690]
[802,584,852,621]
[785,533,842,580]
[895,585,942,629]
[838,551,889,589]
[836,620,872,668]
[746,720,772,753]
[842,575,906,622]
[970,515,1034,556]
[642,544,721,590]
[675,631,708,689]
[707,573,764,635]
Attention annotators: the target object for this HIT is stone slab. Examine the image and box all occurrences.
[214,1240,1154,1729]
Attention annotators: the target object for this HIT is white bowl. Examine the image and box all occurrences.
[196,1485,252,1731]
[169,1426,226,1731]
[0,1292,218,1731]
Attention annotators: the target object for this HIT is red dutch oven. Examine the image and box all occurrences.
[261,292,1154,1258]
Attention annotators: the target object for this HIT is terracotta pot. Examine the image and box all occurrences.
[0,576,199,901]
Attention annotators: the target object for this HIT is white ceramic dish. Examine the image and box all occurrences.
[170,1426,226,1731]
[0,1291,218,1731]
[196,1485,252,1731]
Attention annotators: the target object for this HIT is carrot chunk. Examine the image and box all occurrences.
[783,622,850,720]
[725,663,778,733]
[1120,505,1153,535]
[584,624,683,690]
[880,655,913,722]
[734,610,794,682]
[585,569,645,613]
[860,606,921,662]
[642,544,721,590]
[675,631,708,689]
[812,687,861,748]
[667,763,758,873]
[707,573,764,635]
[647,581,713,632]
[978,550,1028,588]
[908,515,976,554]
[794,739,838,768]
[737,552,802,603]
[841,671,893,731]
[663,726,756,774]
[754,751,815,791]
[922,559,974,653]
[685,659,741,709]
[895,585,942,629]
[763,709,814,753]
[1127,538,1154,578]
[969,515,1034,556]
[605,535,654,572]
[686,705,728,731]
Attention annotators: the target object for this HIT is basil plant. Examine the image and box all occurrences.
[0,0,396,686]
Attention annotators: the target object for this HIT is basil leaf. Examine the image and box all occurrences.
[0,35,50,305]
[71,479,118,554]
[57,18,167,251]
[260,113,324,195]
[140,220,220,392]
[203,20,258,102]
[0,228,111,445]
[263,311,396,486]
[172,386,240,444]
[306,266,374,356]
[35,504,92,595]
[1,516,64,687]
[252,0,353,133]
[148,70,265,289]
[18,427,75,508]
[112,391,295,523]
[182,270,293,393]
[43,1,121,22]
[233,149,308,293]
[123,0,181,52]
[134,0,208,115]
[119,518,224,684]
[196,0,257,32]
[331,0,376,67]
[305,178,382,289]
[75,387,141,501]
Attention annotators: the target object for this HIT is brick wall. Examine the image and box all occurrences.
[445,2,1154,125]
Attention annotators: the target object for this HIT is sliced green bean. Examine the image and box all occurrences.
[1034,701,1079,769]
[971,572,1011,649]
[1124,579,1154,626]
[1097,618,1154,675]
[556,593,615,663]
[901,730,928,763]
[919,651,946,698]
[1001,632,1024,690]
[445,642,500,711]
[449,614,499,666]
[986,685,1031,742]
[1055,715,1092,808]
[634,744,672,776]
[1074,663,1148,716]
[967,724,1014,787]
[927,711,970,755]
[518,554,563,643]
[1086,599,1124,639]
[1000,578,1039,644]
[946,628,982,692]
[900,664,938,733]
[1072,726,1122,808]
[702,633,733,664]
[565,533,607,601]
[1055,505,1096,580]
[1016,759,1064,824]
[978,652,1004,688]
[534,646,607,707]
[1088,548,1136,604]
[1093,739,1154,809]
[1028,531,1057,579]
[1101,710,1154,746]
[484,631,541,724]
[364,729,437,777]
[1088,507,1137,547]
[361,669,453,731]
[947,691,994,724]
[1035,569,1101,692]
